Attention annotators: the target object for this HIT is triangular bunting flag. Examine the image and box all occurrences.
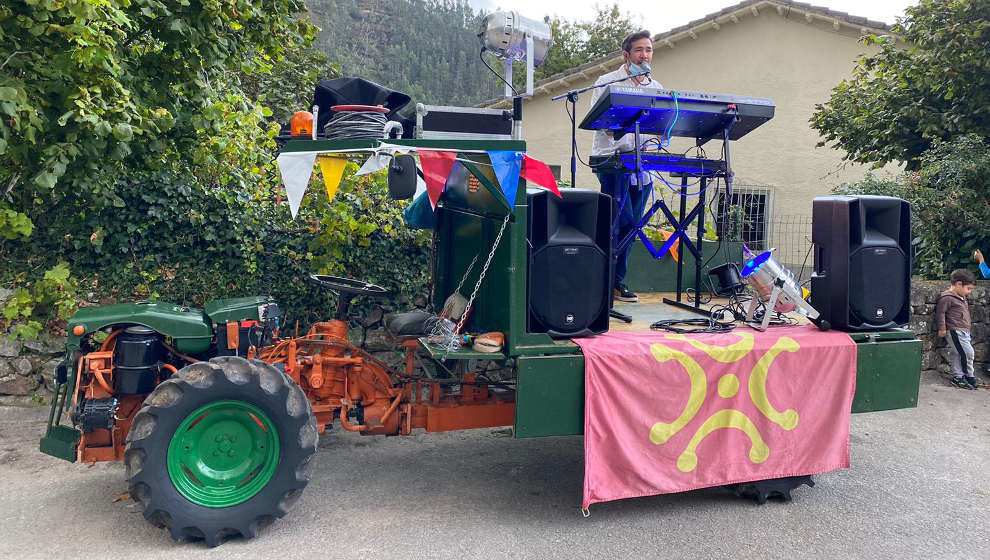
[521,154,562,198]
[419,150,457,209]
[415,173,427,198]
[356,153,390,176]
[317,155,348,203]
[276,151,318,218]
[488,151,522,208]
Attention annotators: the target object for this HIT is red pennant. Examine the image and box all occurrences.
[419,150,458,209]
[521,154,562,198]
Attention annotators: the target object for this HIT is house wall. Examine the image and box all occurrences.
[514,8,897,259]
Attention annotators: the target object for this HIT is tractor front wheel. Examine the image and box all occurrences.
[124,357,317,546]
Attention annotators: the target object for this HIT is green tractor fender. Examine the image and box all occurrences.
[66,301,214,356]
[43,296,277,463]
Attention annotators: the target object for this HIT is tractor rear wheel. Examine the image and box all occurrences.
[124,357,317,546]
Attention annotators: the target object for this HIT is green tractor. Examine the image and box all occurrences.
[40,134,922,547]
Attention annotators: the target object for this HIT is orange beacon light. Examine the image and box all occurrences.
[290,111,314,137]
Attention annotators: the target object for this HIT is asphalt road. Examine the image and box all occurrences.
[1,371,987,560]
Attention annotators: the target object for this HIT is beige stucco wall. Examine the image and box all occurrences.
[512,8,897,254]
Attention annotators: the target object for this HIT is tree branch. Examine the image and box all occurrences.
[0,51,26,72]
[2,173,20,198]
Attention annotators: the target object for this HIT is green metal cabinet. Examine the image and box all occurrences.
[847,329,921,413]
[515,354,585,438]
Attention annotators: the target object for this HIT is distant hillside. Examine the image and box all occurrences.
[308,0,502,107]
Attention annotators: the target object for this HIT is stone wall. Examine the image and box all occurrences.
[0,333,63,406]
[909,278,989,379]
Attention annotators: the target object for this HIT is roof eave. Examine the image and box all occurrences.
[479,0,894,108]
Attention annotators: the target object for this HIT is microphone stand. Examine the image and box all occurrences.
[551,70,650,191]
[551,69,650,324]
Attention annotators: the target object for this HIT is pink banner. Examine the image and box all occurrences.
[575,325,857,508]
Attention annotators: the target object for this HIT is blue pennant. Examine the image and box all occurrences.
[487,150,522,209]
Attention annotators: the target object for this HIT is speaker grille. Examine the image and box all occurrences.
[849,246,907,327]
[530,244,607,334]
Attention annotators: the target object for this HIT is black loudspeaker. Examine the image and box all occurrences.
[527,189,612,338]
[811,195,911,331]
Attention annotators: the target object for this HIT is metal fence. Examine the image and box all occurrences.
[767,214,815,282]
[646,184,815,280]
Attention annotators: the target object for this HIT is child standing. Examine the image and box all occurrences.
[936,269,977,389]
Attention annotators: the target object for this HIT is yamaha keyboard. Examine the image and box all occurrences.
[589,153,726,176]
[579,85,775,144]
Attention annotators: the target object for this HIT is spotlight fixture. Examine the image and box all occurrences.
[478,11,553,98]
[708,262,744,296]
[740,249,829,331]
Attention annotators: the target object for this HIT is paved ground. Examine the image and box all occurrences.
[1,371,987,560]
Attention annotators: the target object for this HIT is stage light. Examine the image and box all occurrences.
[740,249,829,331]
[708,262,744,296]
[478,11,553,98]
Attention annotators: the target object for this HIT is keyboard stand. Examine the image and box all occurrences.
[612,172,713,317]
[574,87,757,319]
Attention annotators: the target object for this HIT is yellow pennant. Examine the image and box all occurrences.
[317,155,348,202]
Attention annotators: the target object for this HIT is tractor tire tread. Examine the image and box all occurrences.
[124,356,316,547]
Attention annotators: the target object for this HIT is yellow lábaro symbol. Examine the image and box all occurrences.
[648,332,753,445]
[717,374,740,398]
[748,336,800,430]
[664,332,754,362]
[649,345,705,445]
[649,334,801,472]
[677,409,769,472]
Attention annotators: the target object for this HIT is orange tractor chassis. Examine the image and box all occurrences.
[65,318,511,465]
[262,320,513,438]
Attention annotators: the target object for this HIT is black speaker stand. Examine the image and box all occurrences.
[610,308,633,323]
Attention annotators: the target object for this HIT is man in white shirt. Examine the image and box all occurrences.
[589,30,660,303]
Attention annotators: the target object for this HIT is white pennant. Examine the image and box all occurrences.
[415,173,427,198]
[276,151,318,218]
[356,153,391,176]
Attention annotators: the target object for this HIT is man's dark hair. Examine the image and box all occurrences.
[622,30,652,53]
[950,268,976,285]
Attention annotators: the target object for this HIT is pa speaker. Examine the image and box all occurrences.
[811,195,911,331]
[527,188,612,338]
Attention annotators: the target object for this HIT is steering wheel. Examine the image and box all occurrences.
[309,275,388,320]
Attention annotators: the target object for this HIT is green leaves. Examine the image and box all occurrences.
[1,262,77,340]
[0,87,20,102]
[835,134,990,278]
[33,171,57,189]
[113,122,133,141]
[0,204,34,240]
[1,0,316,222]
[811,0,990,168]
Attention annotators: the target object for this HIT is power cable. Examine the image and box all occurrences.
[324,110,388,139]
[480,49,518,97]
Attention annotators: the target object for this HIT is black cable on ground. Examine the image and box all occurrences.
[650,317,735,334]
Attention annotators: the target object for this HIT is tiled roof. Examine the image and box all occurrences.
[479,0,892,107]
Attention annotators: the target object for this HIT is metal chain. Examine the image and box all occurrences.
[453,213,511,335]
[452,254,479,296]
